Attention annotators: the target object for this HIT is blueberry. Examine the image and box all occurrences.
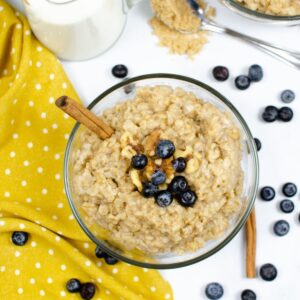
[80,282,96,300]
[12,231,29,246]
[279,199,294,213]
[235,75,251,90]
[172,157,187,173]
[248,64,263,82]
[131,154,148,170]
[104,255,119,265]
[177,190,197,207]
[155,190,173,207]
[262,106,278,122]
[282,182,297,197]
[205,282,224,300]
[278,107,293,122]
[260,186,275,201]
[95,246,106,258]
[241,289,256,300]
[280,89,295,103]
[212,66,229,82]
[142,182,158,198]
[155,140,175,159]
[254,138,261,152]
[151,170,167,185]
[66,278,81,293]
[273,220,289,236]
[112,64,128,78]
[260,263,277,281]
[169,176,189,194]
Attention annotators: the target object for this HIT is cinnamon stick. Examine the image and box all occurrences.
[246,208,256,278]
[56,96,114,139]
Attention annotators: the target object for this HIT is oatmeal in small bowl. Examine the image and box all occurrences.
[64,74,258,268]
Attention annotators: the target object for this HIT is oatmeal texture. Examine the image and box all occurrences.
[72,86,243,254]
[236,0,300,16]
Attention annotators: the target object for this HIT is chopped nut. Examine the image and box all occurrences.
[144,129,161,154]
[130,169,142,192]
[186,158,200,174]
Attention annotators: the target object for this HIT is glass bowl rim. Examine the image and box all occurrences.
[64,73,259,269]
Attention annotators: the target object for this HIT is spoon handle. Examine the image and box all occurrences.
[202,21,300,70]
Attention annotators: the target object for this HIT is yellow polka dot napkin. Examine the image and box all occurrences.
[0,1,173,299]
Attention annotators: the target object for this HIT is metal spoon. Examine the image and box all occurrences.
[160,0,300,70]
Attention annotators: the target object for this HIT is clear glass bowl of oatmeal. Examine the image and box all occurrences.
[64,74,259,269]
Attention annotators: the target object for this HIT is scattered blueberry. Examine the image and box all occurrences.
[80,282,96,300]
[260,186,276,201]
[212,66,229,82]
[273,220,290,236]
[205,282,224,300]
[142,182,158,198]
[66,278,81,293]
[241,289,256,300]
[131,154,148,170]
[168,176,189,194]
[104,255,119,265]
[260,263,277,281]
[95,246,106,258]
[282,182,297,197]
[235,75,251,90]
[262,106,278,122]
[248,64,263,82]
[155,190,173,207]
[177,190,197,207]
[12,231,29,246]
[280,89,295,103]
[155,140,175,159]
[151,170,167,185]
[278,107,293,122]
[279,199,294,213]
[172,157,187,173]
[254,138,261,152]
[112,64,128,78]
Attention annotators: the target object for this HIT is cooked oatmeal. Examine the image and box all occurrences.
[72,86,243,254]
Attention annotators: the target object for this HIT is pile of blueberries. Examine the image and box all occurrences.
[131,139,198,208]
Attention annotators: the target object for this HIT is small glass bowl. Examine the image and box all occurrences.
[64,74,259,269]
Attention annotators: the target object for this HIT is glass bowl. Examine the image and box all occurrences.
[220,0,300,25]
[64,74,259,269]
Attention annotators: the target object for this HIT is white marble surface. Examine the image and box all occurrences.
[8,0,300,299]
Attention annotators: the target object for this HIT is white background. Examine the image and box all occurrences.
[8,0,300,299]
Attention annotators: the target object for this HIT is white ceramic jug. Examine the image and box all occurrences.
[23,0,142,60]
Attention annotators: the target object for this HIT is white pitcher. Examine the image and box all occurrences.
[23,0,142,60]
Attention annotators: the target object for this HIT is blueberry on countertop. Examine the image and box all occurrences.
[205,282,224,300]
[282,182,297,197]
[112,64,128,78]
[241,289,256,300]
[280,89,295,103]
[131,154,148,170]
[274,220,290,236]
[12,231,29,246]
[212,66,229,82]
[66,278,81,293]
[155,190,173,207]
[104,255,119,265]
[235,75,251,90]
[254,138,261,152]
[80,282,96,300]
[95,246,106,258]
[278,107,293,122]
[279,199,294,213]
[142,182,158,198]
[260,263,277,281]
[169,176,189,194]
[151,170,167,185]
[262,106,278,122]
[248,64,263,82]
[172,157,187,173]
[177,190,197,207]
[260,186,276,201]
[155,140,175,159]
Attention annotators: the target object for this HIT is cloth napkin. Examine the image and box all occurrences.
[0,1,173,299]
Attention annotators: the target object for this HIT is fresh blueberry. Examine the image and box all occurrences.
[131,154,148,170]
[254,138,261,152]
[80,282,96,300]
[260,263,277,281]
[278,107,293,122]
[241,289,256,300]
[155,140,175,159]
[172,157,187,173]
[95,246,106,258]
[282,182,297,197]
[168,176,189,194]
[155,190,173,207]
[104,255,119,265]
[112,64,128,78]
[212,66,229,82]
[235,75,251,90]
[279,199,294,213]
[280,89,295,103]
[142,182,158,198]
[177,190,197,207]
[260,186,275,201]
[66,278,81,293]
[151,170,167,185]
[205,282,224,300]
[248,64,263,82]
[12,231,29,246]
[273,220,290,236]
[262,106,278,122]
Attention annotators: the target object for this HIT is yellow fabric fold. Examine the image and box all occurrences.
[0,1,173,299]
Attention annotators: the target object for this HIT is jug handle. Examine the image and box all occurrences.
[124,0,142,9]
